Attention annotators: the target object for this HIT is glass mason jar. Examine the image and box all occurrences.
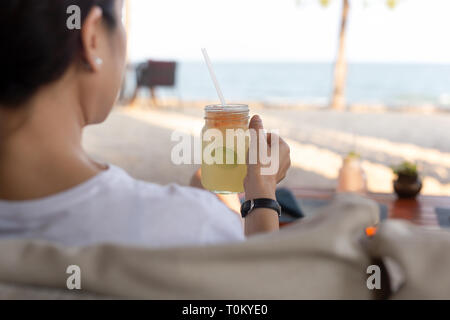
[201,104,250,194]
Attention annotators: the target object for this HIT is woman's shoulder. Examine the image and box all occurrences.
[107,165,218,202]
[102,166,245,245]
[0,164,244,247]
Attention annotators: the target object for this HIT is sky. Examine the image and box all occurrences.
[127,0,450,64]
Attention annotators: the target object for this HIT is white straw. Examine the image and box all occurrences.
[201,48,227,106]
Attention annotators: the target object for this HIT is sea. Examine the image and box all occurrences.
[157,62,450,109]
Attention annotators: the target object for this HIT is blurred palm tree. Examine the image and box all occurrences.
[299,0,400,110]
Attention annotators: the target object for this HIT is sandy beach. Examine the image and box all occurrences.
[83,102,450,196]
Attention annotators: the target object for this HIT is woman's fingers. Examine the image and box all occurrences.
[249,115,264,132]
[277,136,291,183]
[248,115,265,167]
[247,115,291,183]
[249,115,267,145]
[244,115,292,200]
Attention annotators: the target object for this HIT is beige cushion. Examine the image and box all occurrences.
[0,283,107,300]
[0,194,379,300]
[365,220,450,300]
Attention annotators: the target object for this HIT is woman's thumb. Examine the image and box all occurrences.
[249,115,264,131]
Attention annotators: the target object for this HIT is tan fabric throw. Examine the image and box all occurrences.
[0,194,379,300]
[365,220,450,300]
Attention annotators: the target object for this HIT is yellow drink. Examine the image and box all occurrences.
[201,105,250,194]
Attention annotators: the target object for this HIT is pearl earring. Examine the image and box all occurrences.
[95,57,103,66]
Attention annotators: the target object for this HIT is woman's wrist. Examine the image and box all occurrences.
[244,176,277,201]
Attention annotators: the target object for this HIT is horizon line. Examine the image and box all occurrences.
[129,58,450,65]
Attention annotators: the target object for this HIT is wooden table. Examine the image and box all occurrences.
[287,188,450,228]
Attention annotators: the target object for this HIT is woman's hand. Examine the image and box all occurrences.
[191,115,291,236]
[244,115,291,201]
[243,115,291,236]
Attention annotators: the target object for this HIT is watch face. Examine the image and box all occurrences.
[241,199,281,218]
[241,201,251,216]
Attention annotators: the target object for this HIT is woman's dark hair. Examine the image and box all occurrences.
[0,0,117,107]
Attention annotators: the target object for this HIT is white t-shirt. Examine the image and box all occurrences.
[0,165,245,248]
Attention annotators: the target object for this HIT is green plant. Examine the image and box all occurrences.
[346,151,361,159]
[392,161,419,177]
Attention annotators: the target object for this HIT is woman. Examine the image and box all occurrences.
[0,0,291,248]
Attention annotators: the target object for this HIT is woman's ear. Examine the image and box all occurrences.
[80,6,104,72]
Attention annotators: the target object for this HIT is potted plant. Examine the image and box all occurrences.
[392,161,422,199]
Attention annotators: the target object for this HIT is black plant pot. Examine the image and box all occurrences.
[394,174,422,199]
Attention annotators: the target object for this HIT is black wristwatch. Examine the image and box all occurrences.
[240,199,282,219]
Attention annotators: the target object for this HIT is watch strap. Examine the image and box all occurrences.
[241,198,282,218]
